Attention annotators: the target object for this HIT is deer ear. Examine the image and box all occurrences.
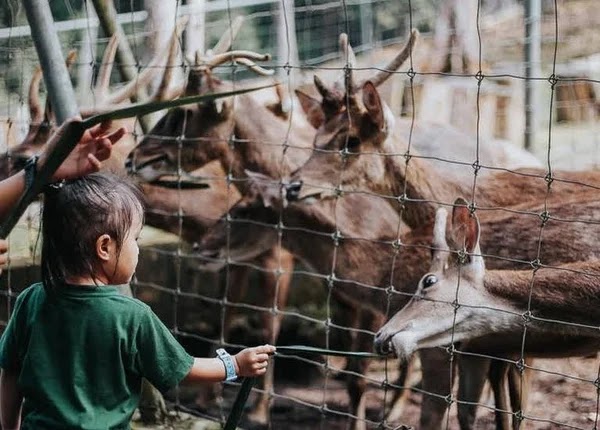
[362,81,385,131]
[295,89,325,129]
[451,198,479,254]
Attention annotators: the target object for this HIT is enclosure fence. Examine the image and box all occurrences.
[2,0,600,429]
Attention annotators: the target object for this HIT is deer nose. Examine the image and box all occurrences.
[374,331,393,356]
[193,242,219,260]
[285,180,303,201]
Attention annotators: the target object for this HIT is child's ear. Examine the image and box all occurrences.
[95,234,113,261]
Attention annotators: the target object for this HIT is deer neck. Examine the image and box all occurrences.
[484,261,600,329]
[382,128,465,229]
[232,95,313,180]
[279,199,398,314]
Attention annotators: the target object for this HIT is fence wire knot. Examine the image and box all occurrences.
[406,67,416,79]
[521,310,532,323]
[514,409,524,423]
[457,249,468,265]
[547,74,558,88]
[515,358,525,373]
[331,230,343,246]
[529,258,541,271]
[538,210,550,226]
[475,70,484,83]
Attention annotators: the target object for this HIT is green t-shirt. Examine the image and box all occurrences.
[0,283,194,430]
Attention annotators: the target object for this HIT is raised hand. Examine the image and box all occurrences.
[0,239,7,276]
[38,117,126,182]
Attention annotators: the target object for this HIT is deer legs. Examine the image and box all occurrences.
[419,348,456,430]
[247,246,294,426]
[457,356,492,429]
[488,357,531,430]
[346,314,376,430]
[384,356,418,423]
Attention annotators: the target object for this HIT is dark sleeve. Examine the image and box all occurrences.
[0,288,31,371]
[133,307,194,392]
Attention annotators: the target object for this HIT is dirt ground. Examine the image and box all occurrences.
[152,352,600,430]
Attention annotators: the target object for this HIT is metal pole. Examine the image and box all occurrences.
[277,0,299,81]
[22,0,79,123]
[524,0,541,151]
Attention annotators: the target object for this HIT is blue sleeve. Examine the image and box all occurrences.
[133,306,194,393]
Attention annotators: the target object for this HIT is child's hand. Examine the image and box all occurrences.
[233,344,276,377]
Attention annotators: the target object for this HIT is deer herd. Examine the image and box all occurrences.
[3,21,600,430]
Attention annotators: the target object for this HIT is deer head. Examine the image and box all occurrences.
[286,30,418,203]
[373,198,525,361]
[128,16,274,183]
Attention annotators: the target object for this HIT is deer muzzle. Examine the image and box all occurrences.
[373,331,394,356]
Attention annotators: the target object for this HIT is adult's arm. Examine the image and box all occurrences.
[0,118,125,224]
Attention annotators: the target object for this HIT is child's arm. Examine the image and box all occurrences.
[182,344,276,384]
[0,368,23,430]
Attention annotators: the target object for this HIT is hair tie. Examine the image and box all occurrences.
[44,180,66,193]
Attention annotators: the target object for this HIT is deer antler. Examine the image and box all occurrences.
[356,29,418,90]
[339,33,357,94]
[28,67,44,124]
[206,50,271,69]
[95,33,120,101]
[149,17,189,101]
[234,58,274,76]
[211,16,245,55]
[80,17,188,115]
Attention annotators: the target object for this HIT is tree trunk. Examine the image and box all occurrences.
[427,0,479,74]
[184,0,205,59]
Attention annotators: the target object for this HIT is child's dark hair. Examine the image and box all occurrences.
[41,172,145,289]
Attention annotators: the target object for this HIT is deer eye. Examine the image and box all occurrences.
[421,274,438,290]
[345,136,361,150]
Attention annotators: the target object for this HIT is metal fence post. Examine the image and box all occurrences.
[524,0,541,151]
[22,0,79,123]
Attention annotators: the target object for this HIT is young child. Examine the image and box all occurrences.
[0,172,275,429]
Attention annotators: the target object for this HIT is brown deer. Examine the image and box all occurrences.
[126,19,316,425]
[374,198,600,427]
[199,180,600,429]
[284,29,600,428]
[197,174,413,428]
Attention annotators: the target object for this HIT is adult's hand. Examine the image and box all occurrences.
[37,117,126,182]
[0,239,7,276]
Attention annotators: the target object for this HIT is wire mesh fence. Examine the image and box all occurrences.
[2,0,600,429]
